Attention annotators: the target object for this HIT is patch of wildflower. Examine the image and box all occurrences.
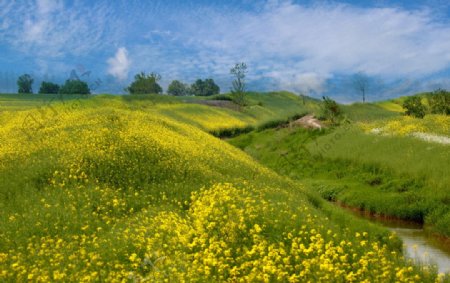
[360,114,450,138]
[0,105,446,282]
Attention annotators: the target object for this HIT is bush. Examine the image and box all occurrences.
[402,96,426,118]
[322,96,342,125]
[428,89,450,115]
[39,81,60,94]
[59,80,90,95]
[211,94,232,101]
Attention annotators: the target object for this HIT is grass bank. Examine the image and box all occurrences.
[229,121,450,238]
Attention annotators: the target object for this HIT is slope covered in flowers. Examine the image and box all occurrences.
[360,114,450,137]
[0,99,445,281]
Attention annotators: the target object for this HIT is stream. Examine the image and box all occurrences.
[341,206,450,274]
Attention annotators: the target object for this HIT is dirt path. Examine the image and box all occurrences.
[290,114,323,129]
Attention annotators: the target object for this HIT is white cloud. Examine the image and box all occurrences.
[0,1,118,58]
[107,47,131,81]
[3,1,450,97]
[286,72,328,95]
[163,1,450,93]
[36,0,63,14]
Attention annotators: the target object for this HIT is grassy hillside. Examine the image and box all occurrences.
[374,93,431,113]
[0,92,319,135]
[0,94,443,281]
[229,101,450,238]
[341,103,400,122]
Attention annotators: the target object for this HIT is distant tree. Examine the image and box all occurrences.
[190,79,205,96]
[39,81,60,94]
[403,96,426,118]
[322,96,342,125]
[167,80,189,96]
[190,78,220,96]
[230,62,247,106]
[126,72,162,94]
[353,72,369,103]
[17,74,34,94]
[203,79,220,96]
[59,79,90,95]
[428,89,450,115]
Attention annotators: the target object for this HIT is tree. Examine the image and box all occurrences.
[322,96,342,125]
[190,79,205,96]
[39,81,60,94]
[428,89,450,115]
[204,79,220,96]
[59,79,90,95]
[126,72,162,94]
[190,78,220,96]
[230,62,247,106]
[353,72,369,103]
[403,96,426,118]
[167,80,189,96]
[17,74,33,94]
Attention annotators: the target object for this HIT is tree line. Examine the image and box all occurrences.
[125,72,221,97]
[17,74,90,95]
[15,62,248,105]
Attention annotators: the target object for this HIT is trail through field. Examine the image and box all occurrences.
[290,114,323,129]
[411,132,450,145]
[370,128,450,145]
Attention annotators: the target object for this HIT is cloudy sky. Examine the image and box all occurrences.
[1,0,450,101]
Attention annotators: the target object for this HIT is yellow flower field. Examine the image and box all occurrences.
[360,114,450,137]
[0,100,446,282]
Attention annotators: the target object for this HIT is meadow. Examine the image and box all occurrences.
[0,92,448,281]
[229,104,450,238]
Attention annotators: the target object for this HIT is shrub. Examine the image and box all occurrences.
[402,96,426,118]
[322,96,342,125]
[428,89,450,115]
[211,94,233,101]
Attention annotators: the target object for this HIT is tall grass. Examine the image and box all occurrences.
[229,125,450,237]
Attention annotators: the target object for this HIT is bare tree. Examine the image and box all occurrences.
[353,72,369,103]
[230,62,247,106]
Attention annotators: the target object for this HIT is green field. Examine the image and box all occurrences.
[0,92,448,281]
[229,102,450,238]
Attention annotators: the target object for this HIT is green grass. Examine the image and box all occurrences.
[229,124,450,237]
[374,93,432,113]
[0,93,90,111]
[341,102,400,122]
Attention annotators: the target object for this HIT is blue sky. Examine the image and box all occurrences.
[2,0,450,102]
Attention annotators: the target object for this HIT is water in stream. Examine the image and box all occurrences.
[341,206,450,274]
[390,227,450,274]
